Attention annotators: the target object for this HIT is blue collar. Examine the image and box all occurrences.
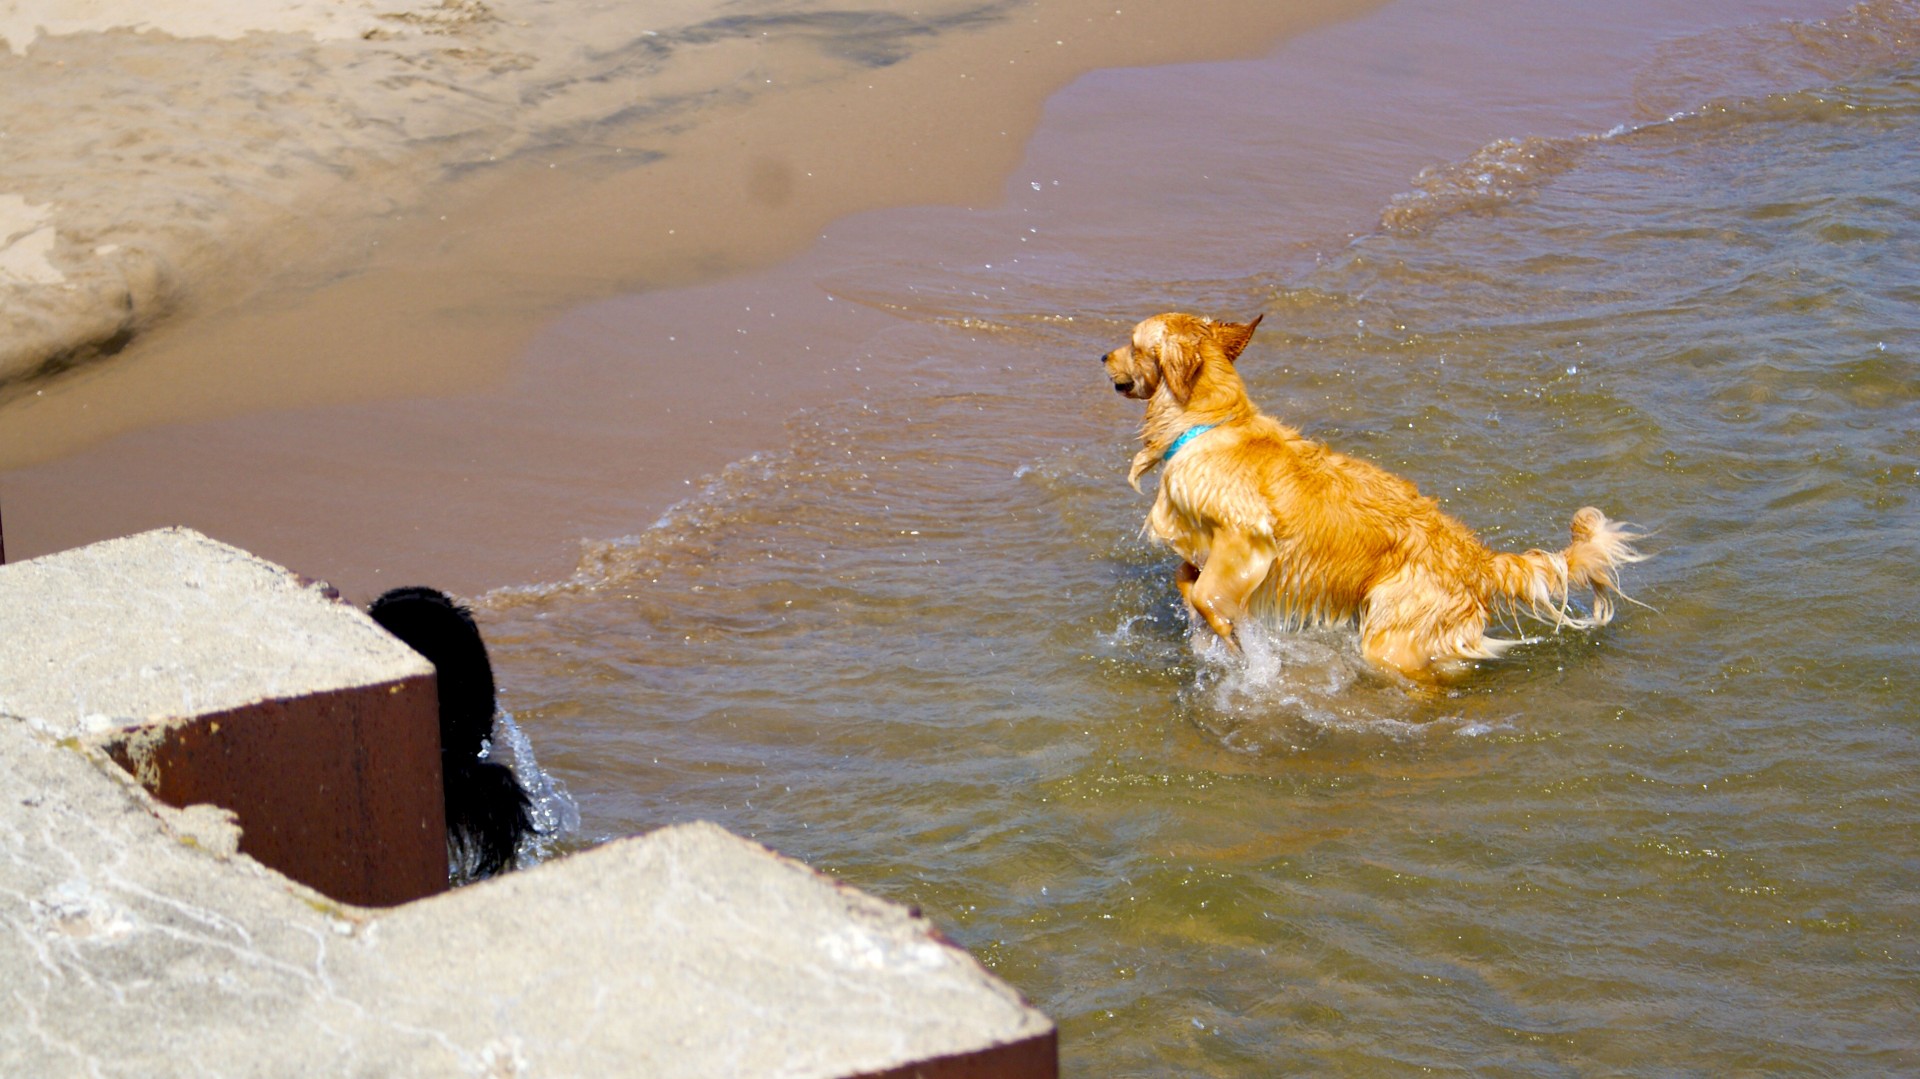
[1163,424,1215,462]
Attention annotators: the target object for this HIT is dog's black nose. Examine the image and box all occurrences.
[1114,380,1134,395]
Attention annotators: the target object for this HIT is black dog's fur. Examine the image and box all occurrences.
[368,586,532,880]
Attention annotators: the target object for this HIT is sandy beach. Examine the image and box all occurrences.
[0,0,1869,597]
[0,0,1368,433]
[0,0,1384,593]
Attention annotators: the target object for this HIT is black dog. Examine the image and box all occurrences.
[368,586,533,880]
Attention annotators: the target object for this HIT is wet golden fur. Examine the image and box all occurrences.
[1103,312,1644,682]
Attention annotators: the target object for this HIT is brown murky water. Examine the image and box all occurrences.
[8,0,1920,1073]
[483,3,1918,1073]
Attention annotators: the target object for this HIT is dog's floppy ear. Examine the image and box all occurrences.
[1213,313,1264,364]
[1159,327,1205,402]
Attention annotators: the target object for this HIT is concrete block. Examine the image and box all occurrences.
[0,526,446,906]
[0,716,1056,1077]
[1,527,1056,1075]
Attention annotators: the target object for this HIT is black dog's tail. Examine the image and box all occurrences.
[368,586,532,880]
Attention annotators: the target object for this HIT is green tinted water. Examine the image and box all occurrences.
[482,16,1920,1076]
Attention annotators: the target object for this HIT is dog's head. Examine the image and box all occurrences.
[1102,312,1263,403]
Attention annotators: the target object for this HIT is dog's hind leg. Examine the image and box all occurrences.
[1360,627,1435,682]
[1357,564,1499,683]
[1186,532,1273,650]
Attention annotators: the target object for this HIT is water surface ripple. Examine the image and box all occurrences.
[483,23,1920,1077]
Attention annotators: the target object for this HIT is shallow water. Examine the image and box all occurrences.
[472,3,1920,1073]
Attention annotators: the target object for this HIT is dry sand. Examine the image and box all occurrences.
[2,0,503,384]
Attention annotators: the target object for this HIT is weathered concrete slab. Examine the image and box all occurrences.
[0,717,1056,1077]
[0,527,446,905]
[0,528,1056,1075]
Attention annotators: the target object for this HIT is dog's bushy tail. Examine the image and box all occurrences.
[1487,507,1646,630]
[368,586,533,881]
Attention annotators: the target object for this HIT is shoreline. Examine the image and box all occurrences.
[0,0,1859,600]
[0,0,1376,461]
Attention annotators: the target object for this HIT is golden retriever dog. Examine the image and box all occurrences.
[1103,311,1644,683]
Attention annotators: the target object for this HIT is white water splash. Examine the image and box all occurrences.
[490,709,581,868]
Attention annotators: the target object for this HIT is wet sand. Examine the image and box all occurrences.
[0,0,1848,600]
[2,0,1379,427]
[0,0,1374,593]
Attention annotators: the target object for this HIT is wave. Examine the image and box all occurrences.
[1380,133,1603,233]
[479,450,796,609]
[1378,0,1920,235]
[1632,0,1920,122]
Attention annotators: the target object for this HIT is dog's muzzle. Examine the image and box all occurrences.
[1113,378,1135,395]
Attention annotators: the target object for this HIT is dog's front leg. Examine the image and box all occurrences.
[1175,560,1200,610]
[1174,560,1209,643]
[1187,532,1270,651]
